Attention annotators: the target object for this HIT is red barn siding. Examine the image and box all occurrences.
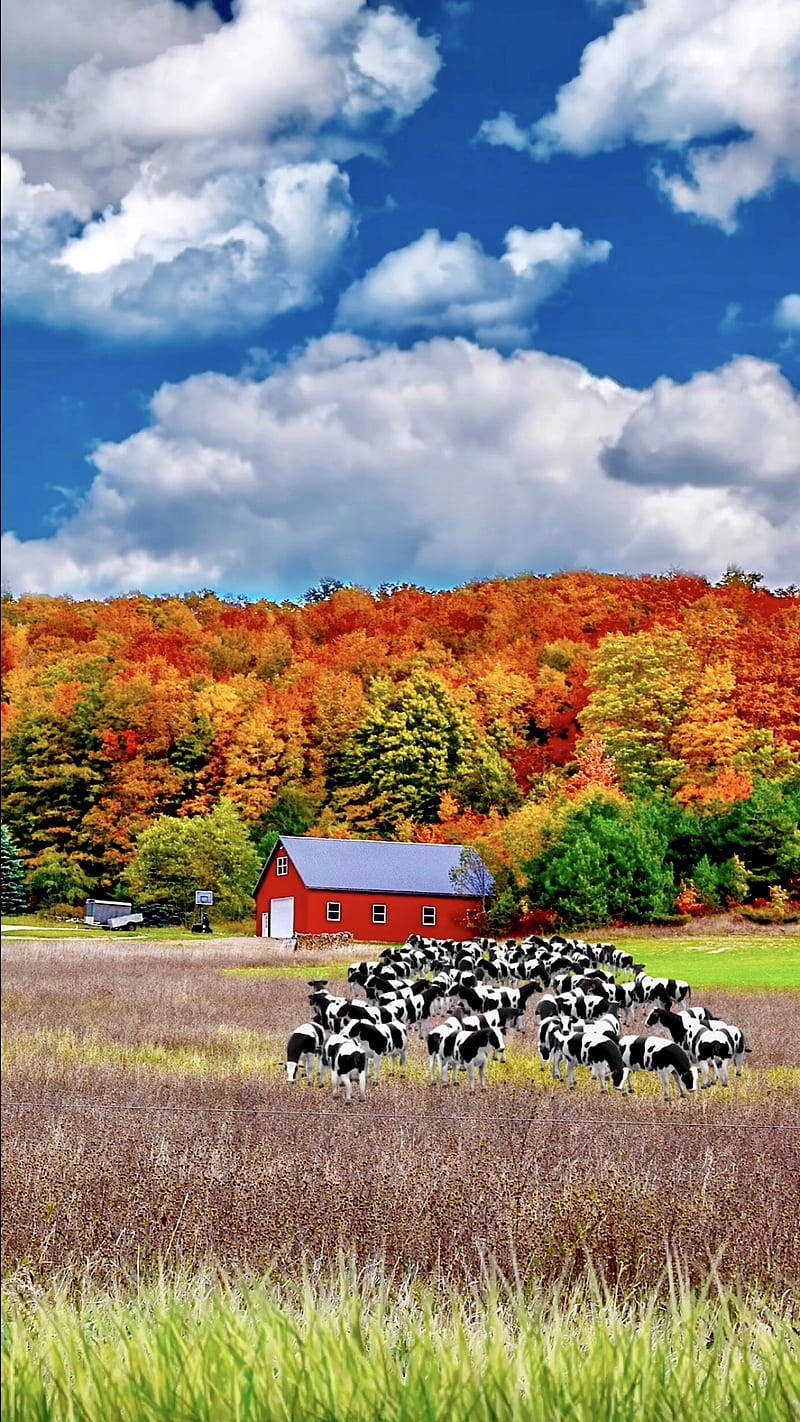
[254,851,480,942]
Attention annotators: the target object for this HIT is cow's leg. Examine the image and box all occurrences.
[331,1070,340,1098]
[466,1063,475,1094]
[657,1068,671,1101]
[719,1059,729,1087]
[342,1075,352,1104]
[566,1061,576,1090]
[479,1058,487,1090]
[358,1069,366,1102]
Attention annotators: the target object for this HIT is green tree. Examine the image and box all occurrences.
[580,631,696,791]
[691,854,722,909]
[124,799,261,919]
[523,795,676,928]
[26,849,90,908]
[1,824,27,914]
[705,777,800,895]
[330,670,472,833]
[252,783,321,862]
[453,741,521,815]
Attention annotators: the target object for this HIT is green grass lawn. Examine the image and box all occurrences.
[0,913,253,941]
[225,936,800,990]
[617,937,800,990]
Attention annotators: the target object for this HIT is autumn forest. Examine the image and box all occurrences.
[2,570,799,928]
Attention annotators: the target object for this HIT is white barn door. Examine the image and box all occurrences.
[269,897,295,937]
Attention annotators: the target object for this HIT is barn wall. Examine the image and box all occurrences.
[300,889,479,942]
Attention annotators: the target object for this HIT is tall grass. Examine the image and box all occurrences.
[3,1269,798,1422]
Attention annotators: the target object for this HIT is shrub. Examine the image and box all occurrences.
[522,794,675,928]
[26,848,89,908]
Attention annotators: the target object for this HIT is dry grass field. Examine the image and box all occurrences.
[3,937,799,1298]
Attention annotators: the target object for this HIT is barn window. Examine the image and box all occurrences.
[421,906,437,927]
[326,902,341,922]
[372,904,387,924]
[276,855,288,877]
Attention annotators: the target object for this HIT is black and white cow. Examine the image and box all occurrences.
[285,1021,326,1084]
[537,1017,569,1075]
[618,1034,697,1100]
[319,1033,368,1103]
[684,1026,738,1087]
[553,1029,629,1093]
[343,1019,407,1080]
[646,1007,749,1077]
[439,1026,505,1092]
[426,1017,463,1084]
[634,974,692,1007]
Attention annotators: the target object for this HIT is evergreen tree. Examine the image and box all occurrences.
[330,670,472,833]
[523,795,675,928]
[1,824,28,914]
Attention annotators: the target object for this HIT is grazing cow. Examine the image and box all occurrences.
[537,1017,568,1075]
[684,1026,737,1087]
[426,1017,463,1084]
[553,1029,629,1093]
[612,982,637,1025]
[343,1019,407,1080]
[646,1007,749,1077]
[535,994,560,1022]
[319,1033,368,1103]
[439,1026,505,1092]
[618,1034,697,1100]
[458,1011,511,1059]
[634,974,691,1007]
[285,1021,325,1084]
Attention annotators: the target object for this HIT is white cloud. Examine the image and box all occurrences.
[602,357,800,495]
[478,0,800,230]
[3,338,798,597]
[334,224,611,345]
[1,0,440,335]
[774,294,800,331]
[476,111,534,154]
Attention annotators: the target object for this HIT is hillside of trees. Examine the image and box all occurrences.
[2,569,799,927]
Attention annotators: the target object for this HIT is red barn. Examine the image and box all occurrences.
[253,836,490,942]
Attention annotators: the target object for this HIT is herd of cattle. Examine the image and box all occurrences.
[284,933,750,1103]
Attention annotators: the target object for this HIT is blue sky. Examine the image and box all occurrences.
[2,0,798,599]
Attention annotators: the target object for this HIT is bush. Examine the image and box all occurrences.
[26,848,89,908]
[125,800,261,919]
[522,795,675,928]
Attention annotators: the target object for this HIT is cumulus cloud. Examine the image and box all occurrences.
[3,338,798,598]
[603,357,800,492]
[478,0,800,230]
[774,294,800,332]
[334,224,611,345]
[1,0,440,335]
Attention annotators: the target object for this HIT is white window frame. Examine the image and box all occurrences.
[276,855,289,877]
[326,901,341,922]
[421,905,437,927]
[372,904,387,924]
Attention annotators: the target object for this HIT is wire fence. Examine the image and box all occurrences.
[3,1097,798,1129]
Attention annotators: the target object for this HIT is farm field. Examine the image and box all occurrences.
[3,933,799,1419]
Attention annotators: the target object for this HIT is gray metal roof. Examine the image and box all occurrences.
[269,836,492,897]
